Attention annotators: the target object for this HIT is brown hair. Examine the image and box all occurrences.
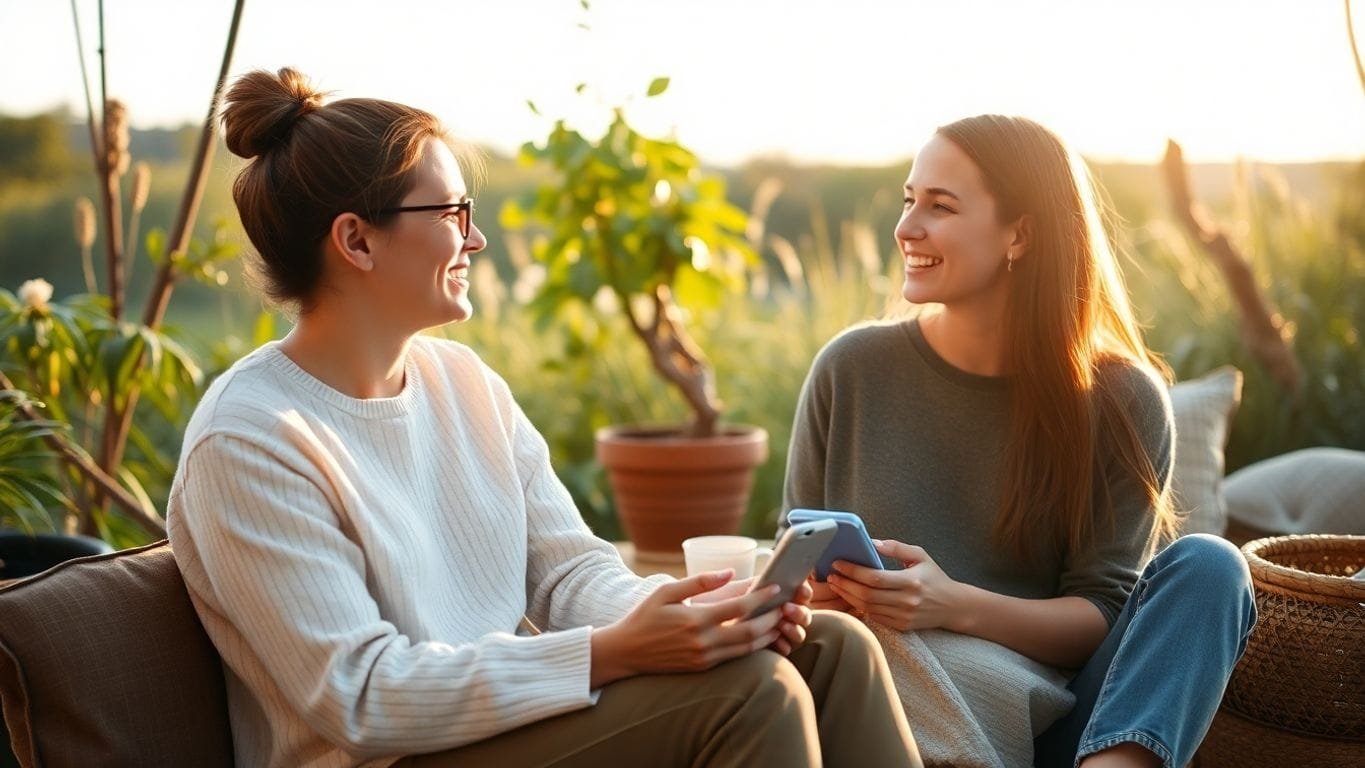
[934,115,1177,561]
[221,67,446,311]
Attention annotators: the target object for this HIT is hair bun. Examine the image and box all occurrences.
[222,67,324,159]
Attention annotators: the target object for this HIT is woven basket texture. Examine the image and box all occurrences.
[1195,535,1365,766]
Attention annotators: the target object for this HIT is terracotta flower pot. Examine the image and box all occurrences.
[596,425,769,562]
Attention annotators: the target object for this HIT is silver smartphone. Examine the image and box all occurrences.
[745,519,838,619]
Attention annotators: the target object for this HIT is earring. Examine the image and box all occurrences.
[1007,254,1015,273]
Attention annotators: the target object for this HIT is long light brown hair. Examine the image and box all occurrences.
[935,115,1176,561]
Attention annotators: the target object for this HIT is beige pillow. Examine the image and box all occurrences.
[1225,447,1365,535]
[1167,366,1244,537]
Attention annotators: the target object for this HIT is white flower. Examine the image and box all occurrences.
[512,263,547,305]
[17,279,53,311]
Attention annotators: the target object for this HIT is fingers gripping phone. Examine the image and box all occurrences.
[745,519,838,619]
[785,509,884,581]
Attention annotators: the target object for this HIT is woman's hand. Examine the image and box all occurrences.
[770,579,814,656]
[590,571,785,687]
[687,575,815,657]
[825,540,966,632]
[809,576,854,612]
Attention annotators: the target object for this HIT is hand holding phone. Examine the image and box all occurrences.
[745,519,837,619]
[785,509,884,581]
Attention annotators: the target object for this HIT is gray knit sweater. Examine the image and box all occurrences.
[783,319,1174,626]
[782,319,1174,767]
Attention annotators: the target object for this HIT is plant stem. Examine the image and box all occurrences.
[1161,139,1303,395]
[96,0,125,324]
[1349,0,1365,96]
[69,0,104,249]
[142,0,246,334]
[80,243,98,294]
[98,0,246,514]
[595,214,720,437]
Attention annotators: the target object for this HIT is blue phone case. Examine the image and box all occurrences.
[785,509,883,581]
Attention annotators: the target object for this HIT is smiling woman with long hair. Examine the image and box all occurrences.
[783,115,1256,768]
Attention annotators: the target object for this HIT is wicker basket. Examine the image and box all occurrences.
[1195,535,1365,766]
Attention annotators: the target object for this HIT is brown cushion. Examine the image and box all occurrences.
[0,540,233,767]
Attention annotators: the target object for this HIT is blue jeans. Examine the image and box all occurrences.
[1033,534,1257,768]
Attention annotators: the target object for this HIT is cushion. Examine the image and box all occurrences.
[0,540,233,767]
[1224,447,1365,536]
[1168,366,1243,537]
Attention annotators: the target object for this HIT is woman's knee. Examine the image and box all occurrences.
[807,609,880,652]
[721,650,815,713]
[801,610,890,686]
[1159,534,1256,625]
[1162,534,1251,590]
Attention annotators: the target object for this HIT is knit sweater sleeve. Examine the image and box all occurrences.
[1057,363,1175,626]
[505,391,670,632]
[177,430,604,757]
[782,340,836,526]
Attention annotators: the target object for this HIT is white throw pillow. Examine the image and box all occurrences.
[1167,366,1244,537]
[1225,447,1365,535]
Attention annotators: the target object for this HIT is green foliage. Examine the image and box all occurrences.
[1,102,1359,542]
[461,159,1365,537]
[0,223,235,546]
[505,111,756,323]
[0,111,77,185]
[502,98,758,432]
[0,389,69,534]
[453,203,899,537]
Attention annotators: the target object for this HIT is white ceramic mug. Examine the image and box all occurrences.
[681,535,774,579]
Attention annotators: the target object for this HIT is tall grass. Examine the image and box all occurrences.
[5,152,1359,544]
[1123,160,1365,472]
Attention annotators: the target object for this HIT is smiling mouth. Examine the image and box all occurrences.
[447,264,469,284]
[905,255,943,269]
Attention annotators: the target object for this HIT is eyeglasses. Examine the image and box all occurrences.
[375,199,475,238]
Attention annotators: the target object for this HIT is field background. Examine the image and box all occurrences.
[2,118,1361,541]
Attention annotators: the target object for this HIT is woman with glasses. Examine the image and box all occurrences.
[782,115,1256,768]
[166,68,921,768]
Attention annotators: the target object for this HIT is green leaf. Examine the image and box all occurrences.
[144,228,167,265]
[646,77,670,97]
[526,99,540,116]
[672,263,724,309]
[567,258,601,301]
[114,332,148,409]
[115,464,159,520]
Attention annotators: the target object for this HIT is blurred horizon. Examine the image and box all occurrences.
[2,0,1363,167]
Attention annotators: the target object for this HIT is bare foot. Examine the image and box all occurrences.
[1078,741,1163,768]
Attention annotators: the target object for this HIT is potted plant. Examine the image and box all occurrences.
[502,80,767,561]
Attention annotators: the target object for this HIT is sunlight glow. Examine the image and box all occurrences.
[0,0,1360,165]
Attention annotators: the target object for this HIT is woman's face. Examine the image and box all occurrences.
[369,136,487,330]
[895,134,1018,310]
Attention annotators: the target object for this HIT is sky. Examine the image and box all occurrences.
[1,0,1362,166]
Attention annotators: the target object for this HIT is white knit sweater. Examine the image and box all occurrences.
[167,336,669,768]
